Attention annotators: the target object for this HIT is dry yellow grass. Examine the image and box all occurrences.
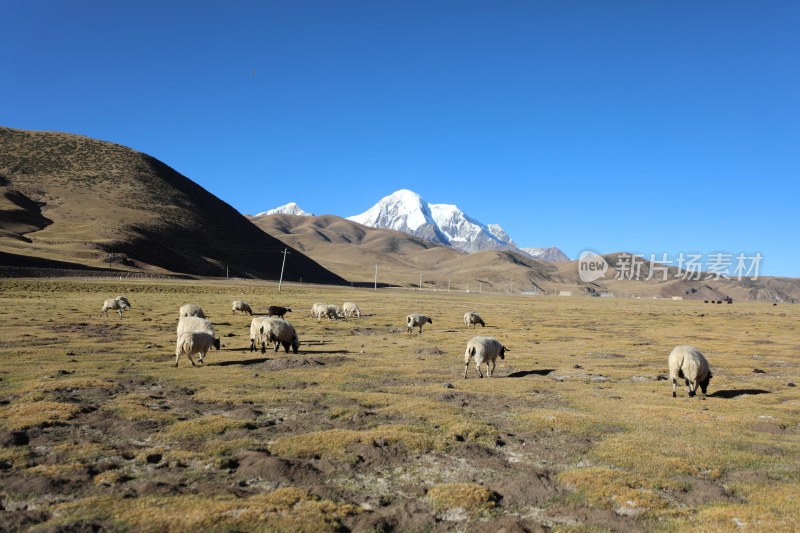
[0,277,798,531]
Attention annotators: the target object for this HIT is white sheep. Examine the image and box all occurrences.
[175,330,220,367]
[100,296,131,318]
[668,345,713,398]
[463,312,485,328]
[464,336,508,378]
[249,316,270,352]
[407,313,432,333]
[177,316,216,337]
[260,318,300,354]
[231,300,253,315]
[342,302,361,318]
[310,303,325,318]
[179,304,206,319]
[315,304,342,321]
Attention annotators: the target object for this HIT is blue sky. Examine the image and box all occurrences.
[3,1,798,276]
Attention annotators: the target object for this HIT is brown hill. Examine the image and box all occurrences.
[249,213,581,291]
[249,213,800,301]
[0,127,345,284]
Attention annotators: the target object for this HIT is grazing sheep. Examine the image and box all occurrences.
[314,304,342,321]
[407,314,432,333]
[100,296,130,318]
[175,330,220,367]
[267,305,292,319]
[260,318,300,354]
[668,345,712,398]
[342,302,361,318]
[179,304,206,319]
[232,300,253,315]
[177,316,216,337]
[463,312,485,328]
[249,316,270,352]
[464,336,508,379]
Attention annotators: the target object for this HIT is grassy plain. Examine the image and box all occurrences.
[0,278,798,532]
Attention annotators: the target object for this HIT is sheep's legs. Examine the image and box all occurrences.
[489,360,495,377]
[672,378,677,397]
[476,361,484,378]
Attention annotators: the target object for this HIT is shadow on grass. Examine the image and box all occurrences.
[209,358,269,367]
[708,389,771,399]
[507,369,555,378]
[301,349,351,355]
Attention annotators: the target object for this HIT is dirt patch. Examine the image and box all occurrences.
[670,477,738,506]
[417,347,447,356]
[471,516,550,533]
[495,469,557,508]
[344,499,438,532]
[233,450,323,486]
[51,322,124,337]
[588,352,625,359]
[261,356,353,371]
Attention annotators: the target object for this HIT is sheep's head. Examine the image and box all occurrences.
[699,372,712,394]
[499,345,508,360]
[479,319,485,327]
[291,338,300,354]
[428,318,433,324]
[213,338,221,351]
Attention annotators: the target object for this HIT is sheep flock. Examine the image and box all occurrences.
[100,294,716,399]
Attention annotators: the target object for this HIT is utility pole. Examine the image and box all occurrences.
[419,273,422,290]
[374,264,378,291]
[448,279,451,292]
[226,265,229,278]
[278,248,290,291]
[479,282,482,294]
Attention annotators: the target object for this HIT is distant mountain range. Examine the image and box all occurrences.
[257,189,569,261]
[3,127,797,302]
[255,202,315,217]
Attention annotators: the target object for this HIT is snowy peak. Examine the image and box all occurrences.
[521,246,570,263]
[487,224,516,247]
[256,202,314,217]
[348,189,433,233]
[348,189,514,253]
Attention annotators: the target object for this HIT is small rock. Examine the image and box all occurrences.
[65,351,76,356]
[788,382,796,387]
[0,460,12,471]
[753,369,766,374]
[444,383,455,389]
[144,344,154,349]
[225,333,236,337]
[574,364,582,369]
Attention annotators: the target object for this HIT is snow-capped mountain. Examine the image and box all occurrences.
[521,247,571,263]
[255,202,314,217]
[347,189,515,253]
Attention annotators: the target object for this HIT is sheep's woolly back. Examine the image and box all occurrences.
[261,317,300,353]
[343,302,361,317]
[668,345,711,382]
[232,301,253,315]
[249,316,270,349]
[463,312,484,327]
[175,330,219,366]
[179,304,206,319]
[668,345,712,397]
[177,316,216,337]
[407,314,431,327]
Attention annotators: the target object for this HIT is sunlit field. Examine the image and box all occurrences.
[1,278,798,532]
